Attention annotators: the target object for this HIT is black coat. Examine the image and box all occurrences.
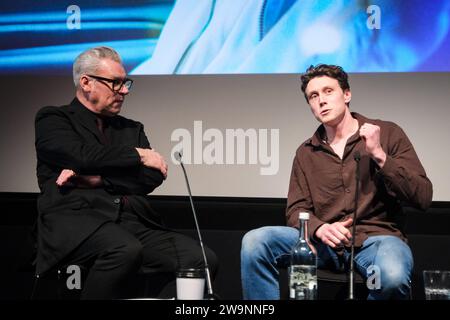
[34,98,165,275]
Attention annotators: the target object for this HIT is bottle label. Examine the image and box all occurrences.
[289,265,317,300]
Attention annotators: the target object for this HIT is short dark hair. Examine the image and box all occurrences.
[300,64,350,102]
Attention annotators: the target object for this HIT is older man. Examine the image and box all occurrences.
[34,46,217,299]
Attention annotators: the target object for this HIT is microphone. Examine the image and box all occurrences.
[348,151,361,300]
[174,151,217,300]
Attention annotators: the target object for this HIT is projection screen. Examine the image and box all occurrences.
[1,0,449,200]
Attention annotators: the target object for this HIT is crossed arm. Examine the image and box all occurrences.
[56,148,168,189]
[36,107,168,194]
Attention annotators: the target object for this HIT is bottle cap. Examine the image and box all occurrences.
[299,212,310,220]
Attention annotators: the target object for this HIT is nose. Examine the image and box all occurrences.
[119,85,129,95]
[318,93,326,106]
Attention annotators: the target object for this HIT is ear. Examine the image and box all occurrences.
[79,75,92,92]
[344,89,352,104]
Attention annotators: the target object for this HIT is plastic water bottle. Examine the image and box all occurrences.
[289,212,318,300]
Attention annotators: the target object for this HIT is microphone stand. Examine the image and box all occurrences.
[348,151,361,300]
[176,152,217,300]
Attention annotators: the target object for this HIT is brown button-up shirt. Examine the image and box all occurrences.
[286,113,432,248]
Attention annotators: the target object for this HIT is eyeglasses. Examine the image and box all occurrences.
[86,74,133,92]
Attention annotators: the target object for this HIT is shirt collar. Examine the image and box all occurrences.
[308,112,369,147]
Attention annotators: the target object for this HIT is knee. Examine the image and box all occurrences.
[188,247,219,275]
[380,265,411,291]
[241,227,278,261]
[179,245,218,277]
[375,238,413,297]
[371,259,412,299]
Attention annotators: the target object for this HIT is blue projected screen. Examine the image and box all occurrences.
[1,0,450,75]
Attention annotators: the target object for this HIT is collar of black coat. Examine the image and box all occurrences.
[70,97,112,121]
[68,97,112,124]
[67,98,113,144]
[307,112,369,147]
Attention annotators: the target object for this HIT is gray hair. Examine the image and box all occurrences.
[73,46,122,87]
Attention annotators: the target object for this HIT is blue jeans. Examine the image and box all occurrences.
[241,226,413,300]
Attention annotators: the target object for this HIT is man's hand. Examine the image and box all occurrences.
[135,148,168,178]
[56,169,77,187]
[315,218,353,248]
[56,169,102,188]
[359,123,386,167]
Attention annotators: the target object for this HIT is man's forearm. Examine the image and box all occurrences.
[73,175,103,188]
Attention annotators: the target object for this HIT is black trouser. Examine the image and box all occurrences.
[62,210,218,299]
